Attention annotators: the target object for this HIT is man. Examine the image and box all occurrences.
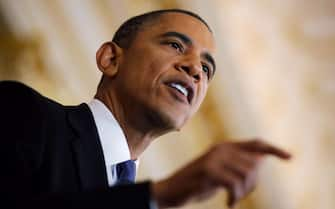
[0,9,291,209]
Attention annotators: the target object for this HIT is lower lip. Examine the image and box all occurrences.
[166,85,189,104]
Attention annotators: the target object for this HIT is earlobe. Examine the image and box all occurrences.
[96,42,122,78]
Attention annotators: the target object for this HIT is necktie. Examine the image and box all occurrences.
[115,160,136,185]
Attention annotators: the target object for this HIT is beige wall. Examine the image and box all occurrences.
[0,1,334,209]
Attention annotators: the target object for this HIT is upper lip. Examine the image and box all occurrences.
[165,78,195,104]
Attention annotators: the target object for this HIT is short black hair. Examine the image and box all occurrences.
[112,9,212,48]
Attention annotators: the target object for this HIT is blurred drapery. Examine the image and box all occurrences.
[0,1,334,209]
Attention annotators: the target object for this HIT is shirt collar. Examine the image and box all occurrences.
[87,99,131,167]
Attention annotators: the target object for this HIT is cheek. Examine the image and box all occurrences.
[123,56,172,97]
[193,85,208,111]
[146,55,175,83]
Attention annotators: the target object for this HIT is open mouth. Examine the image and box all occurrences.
[165,80,194,104]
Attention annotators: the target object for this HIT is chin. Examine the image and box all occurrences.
[157,110,189,132]
[144,100,191,132]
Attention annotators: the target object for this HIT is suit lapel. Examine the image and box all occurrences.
[66,103,108,190]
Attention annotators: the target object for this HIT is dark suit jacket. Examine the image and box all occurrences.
[0,81,152,209]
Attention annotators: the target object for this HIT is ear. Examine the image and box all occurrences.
[96,41,123,78]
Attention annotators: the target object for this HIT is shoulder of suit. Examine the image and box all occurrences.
[1,80,45,98]
[0,80,63,108]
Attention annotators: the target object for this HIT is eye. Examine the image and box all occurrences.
[168,42,183,52]
[202,64,211,79]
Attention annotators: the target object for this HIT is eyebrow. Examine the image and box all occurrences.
[161,31,216,73]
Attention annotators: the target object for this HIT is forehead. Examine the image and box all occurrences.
[136,12,216,52]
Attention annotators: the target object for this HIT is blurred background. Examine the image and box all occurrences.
[0,0,334,209]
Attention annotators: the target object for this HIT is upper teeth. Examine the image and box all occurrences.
[170,83,188,97]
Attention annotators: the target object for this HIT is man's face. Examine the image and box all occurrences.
[115,12,216,131]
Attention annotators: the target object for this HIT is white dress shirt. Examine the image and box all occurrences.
[87,99,131,186]
[87,99,157,209]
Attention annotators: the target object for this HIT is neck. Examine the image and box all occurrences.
[95,88,169,160]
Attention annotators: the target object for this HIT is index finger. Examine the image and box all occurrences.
[238,139,292,159]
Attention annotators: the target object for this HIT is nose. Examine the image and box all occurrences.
[175,58,203,82]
